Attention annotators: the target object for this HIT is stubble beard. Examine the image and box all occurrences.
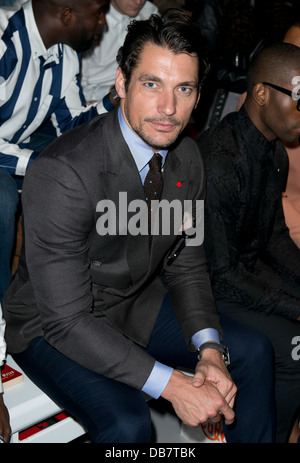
[124,104,183,151]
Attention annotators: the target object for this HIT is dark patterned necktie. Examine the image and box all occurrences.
[144,153,164,235]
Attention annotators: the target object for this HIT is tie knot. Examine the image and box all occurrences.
[149,153,163,173]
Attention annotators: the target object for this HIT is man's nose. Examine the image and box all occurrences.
[157,91,176,115]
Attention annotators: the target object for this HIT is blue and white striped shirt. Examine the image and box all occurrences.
[0,0,107,175]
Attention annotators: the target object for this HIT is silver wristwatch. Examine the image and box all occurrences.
[197,342,230,367]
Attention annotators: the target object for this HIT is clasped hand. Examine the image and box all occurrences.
[161,349,237,428]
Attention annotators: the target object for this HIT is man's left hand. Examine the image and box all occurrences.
[192,348,237,411]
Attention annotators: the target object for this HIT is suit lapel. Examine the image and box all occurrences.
[99,110,150,279]
[149,145,190,264]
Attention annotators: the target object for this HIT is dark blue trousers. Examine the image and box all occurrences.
[13,295,275,443]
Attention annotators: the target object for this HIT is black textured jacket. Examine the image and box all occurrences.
[198,106,300,320]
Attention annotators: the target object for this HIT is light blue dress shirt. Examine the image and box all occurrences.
[118,107,219,398]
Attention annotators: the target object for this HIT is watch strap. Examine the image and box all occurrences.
[197,341,230,367]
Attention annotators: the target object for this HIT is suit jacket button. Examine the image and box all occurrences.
[92,261,102,267]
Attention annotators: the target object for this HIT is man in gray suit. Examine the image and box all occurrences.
[3,10,275,443]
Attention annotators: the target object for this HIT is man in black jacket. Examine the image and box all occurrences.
[198,42,300,443]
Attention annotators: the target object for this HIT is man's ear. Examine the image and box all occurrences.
[253,83,268,107]
[194,90,201,109]
[115,67,126,99]
[60,8,73,27]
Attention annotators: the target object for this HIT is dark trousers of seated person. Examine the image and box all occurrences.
[12,294,276,443]
[215,290,300,443]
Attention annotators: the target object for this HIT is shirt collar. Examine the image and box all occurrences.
[23,0,62,65]
[108,4,131,26]
[118,106,168,173]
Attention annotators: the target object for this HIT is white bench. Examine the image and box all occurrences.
[3,356,225,443]
[3,355,86,443]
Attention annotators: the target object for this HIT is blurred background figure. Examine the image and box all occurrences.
[81,0,159,103]
[281,20,300,249]
[0,0,109,303]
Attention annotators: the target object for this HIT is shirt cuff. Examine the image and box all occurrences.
[27,150,39,166]
[15,148,35,176]
[141,361,173,399]
[141,329,219,399]
[191,328,220,350]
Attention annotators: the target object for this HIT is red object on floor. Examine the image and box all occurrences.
[18,412,69,441]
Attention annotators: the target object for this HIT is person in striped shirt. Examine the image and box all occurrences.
[0,0,116,303]
[0,304,10,443]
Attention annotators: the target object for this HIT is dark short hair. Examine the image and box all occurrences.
[247,41,300,92]
[293,20,300,29]
[116,8,209,92]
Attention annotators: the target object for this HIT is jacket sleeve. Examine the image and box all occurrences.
[22,154,156,391]
[50,73,106,135]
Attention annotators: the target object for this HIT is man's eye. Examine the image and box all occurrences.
[145,82,157,89]
[178,87,192,94]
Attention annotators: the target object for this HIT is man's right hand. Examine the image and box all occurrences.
[161,369,235,427]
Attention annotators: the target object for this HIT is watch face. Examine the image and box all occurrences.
[223,346,230,366]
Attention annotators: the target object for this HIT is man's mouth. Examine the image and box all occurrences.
[146,118,181,132]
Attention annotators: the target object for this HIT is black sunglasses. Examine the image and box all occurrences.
[262,82,300,111]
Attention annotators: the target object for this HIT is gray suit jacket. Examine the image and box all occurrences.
[3,109,221,390]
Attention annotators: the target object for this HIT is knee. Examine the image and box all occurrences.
[230,327,275,382]
[90,401,152,443]
[114,407,152,443]
[246,329,274,367]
